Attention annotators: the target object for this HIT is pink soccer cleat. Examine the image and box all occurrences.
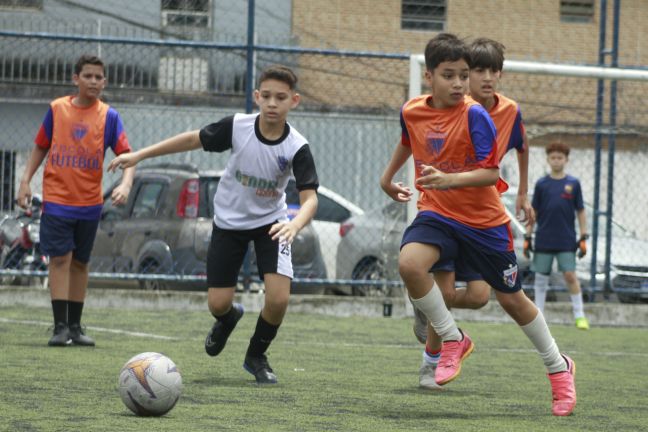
[434,329,474,385]
[548,354,577,416]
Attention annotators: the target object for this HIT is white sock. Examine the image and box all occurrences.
[571,293,585,319]
[422,350,440,366]
[410,285,461,342]
[533,273,550,313]
[520,310,567,374]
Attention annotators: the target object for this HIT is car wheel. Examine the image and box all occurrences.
[351,258,390,297]
[138,259,168,291]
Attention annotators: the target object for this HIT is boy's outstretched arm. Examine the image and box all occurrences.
[515,132,535,226]
[416,165,499,190]
[269,189,317,245]
[17,145,48,209]
[380,143,413,202]
[107,130,202,172]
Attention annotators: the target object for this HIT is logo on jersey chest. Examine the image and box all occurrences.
[425,126,446,156]
[277,156,289,173]
[561,183,575,200]
[72,123,88,142]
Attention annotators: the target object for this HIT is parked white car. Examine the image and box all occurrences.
[286,182,364,288]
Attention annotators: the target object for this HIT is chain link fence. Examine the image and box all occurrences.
[0,3,646,302]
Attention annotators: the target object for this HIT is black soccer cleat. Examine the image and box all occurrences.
[205,303,244,357]
[243,354,278,384]
[48,322,71,347]
[68,323,95,346]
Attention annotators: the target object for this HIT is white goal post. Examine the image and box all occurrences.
[406,54,648,223]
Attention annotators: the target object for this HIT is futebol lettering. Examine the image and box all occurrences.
[49,152,101,170]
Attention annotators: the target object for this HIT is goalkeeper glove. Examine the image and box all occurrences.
[523,235,533,259]
[576,234,589,258]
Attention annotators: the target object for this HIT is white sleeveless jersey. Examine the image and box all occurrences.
[211,113,309,230]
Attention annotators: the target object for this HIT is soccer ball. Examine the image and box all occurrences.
[118,352,182,416]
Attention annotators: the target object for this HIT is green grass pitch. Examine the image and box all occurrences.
[1,305,647,431]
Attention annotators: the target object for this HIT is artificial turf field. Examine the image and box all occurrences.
[1,304,647,432]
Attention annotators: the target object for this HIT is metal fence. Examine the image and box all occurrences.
[0,16,646,302]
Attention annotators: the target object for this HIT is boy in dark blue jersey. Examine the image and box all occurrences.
[526,141,589,329]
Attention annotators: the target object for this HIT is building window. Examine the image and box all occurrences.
[401,0,446,31]
[161,0,210,28]
[560,0,595,23]
[0,0,42,9]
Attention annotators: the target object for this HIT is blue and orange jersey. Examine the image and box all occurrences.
[34,96,131,219]
[400,95,509,229]
[481,93,526,161]
[469,93,527,193]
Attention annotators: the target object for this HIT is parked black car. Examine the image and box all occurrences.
[91,163,327,293]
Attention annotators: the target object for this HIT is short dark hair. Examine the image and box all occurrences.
[424,33,471,72]
[546,141,570,157]
[74,54,104,75]
[469,37,505,72]
[258,65,298,90]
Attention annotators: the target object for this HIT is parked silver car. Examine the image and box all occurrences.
[91,164,328,294]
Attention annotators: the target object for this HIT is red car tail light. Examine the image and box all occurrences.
[339,221,354,237]
[176,179,200,218]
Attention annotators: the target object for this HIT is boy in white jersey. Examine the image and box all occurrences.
[108,65,319,385]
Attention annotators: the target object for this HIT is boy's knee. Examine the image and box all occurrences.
[70,259,89,272]
[469,291,490,309]
[264,295,289,314]
[398,259,426,282]
[563,271,578,284]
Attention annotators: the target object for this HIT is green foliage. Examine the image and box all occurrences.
[1,305,647,432]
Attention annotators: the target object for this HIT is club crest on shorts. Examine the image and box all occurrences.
[502,264,518,288]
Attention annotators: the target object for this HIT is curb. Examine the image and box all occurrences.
[1,286,646,327]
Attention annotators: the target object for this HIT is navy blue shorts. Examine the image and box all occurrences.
[403,213,521,293]
[401,215,459,263]
[432,253,484,283]
[40,213,100,263]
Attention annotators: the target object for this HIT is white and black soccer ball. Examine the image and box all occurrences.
[118,352,182,416]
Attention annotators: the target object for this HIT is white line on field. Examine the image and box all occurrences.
[0,317,180,340]
[2,317,647,357]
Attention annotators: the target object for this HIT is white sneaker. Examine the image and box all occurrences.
[419,360,442,390]
[413,306,428,344]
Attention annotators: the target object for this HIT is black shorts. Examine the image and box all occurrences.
[206,223,293,288]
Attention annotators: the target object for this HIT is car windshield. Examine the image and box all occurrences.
[500,193,634,238]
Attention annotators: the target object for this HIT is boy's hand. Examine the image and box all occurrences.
[416,164,452,190]
[107,152,140,173]
[381,181,413,202]
[111,183,132,206]
[16,182,32,210]
[269,221,299,245]
[576,234,589,258]
[516,194,535,227]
